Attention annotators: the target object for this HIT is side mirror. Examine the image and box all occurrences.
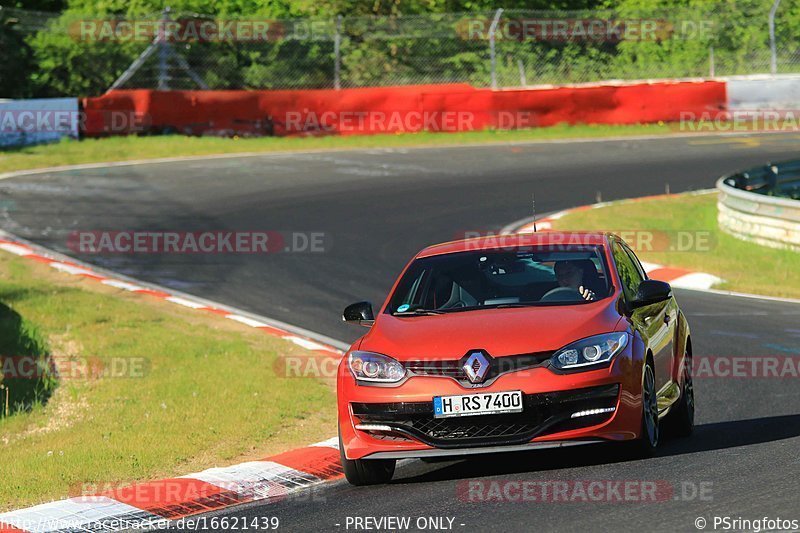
[630,279,672,309]
[343,301,375,327]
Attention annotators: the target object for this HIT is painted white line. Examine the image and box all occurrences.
[548,210,570,220]
[668,272,723,290]
[225,314,270,328]
[284,336,330,352]
[639,261,663,273]
[165,296,208,309]
[49,262,98,276]
[0,243,33,256]
[100,279,147,292]
[310,437,340,449]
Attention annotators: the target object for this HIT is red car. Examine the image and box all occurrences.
[337,232,694,485]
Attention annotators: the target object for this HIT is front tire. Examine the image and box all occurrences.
[629,359,660,457]
[339,428,395,486]
[665,352,694,437]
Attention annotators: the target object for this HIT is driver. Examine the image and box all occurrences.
[554,260,596,301]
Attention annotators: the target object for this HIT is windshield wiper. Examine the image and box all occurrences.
[393,308,446,316]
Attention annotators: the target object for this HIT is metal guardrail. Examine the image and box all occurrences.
[717,160,800,251]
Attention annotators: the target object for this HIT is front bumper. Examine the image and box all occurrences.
[338,347,643,460]
[352,384,620,448]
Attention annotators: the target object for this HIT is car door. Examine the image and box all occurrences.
[611,240,674,394]
[624,243,677,401]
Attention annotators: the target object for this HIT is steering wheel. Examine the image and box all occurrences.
[541,286,583,302]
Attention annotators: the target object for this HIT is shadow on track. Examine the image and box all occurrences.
[392,413,800,484]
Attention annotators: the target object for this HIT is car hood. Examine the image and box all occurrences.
[358,299,624,360]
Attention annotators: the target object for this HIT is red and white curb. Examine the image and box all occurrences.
[0,439,342,533]
[507,191,724,291]
[0,234,346,532]
[0,237,346,356]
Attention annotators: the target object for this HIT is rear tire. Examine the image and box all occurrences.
[665,352,694,437]
[339,428,395,486]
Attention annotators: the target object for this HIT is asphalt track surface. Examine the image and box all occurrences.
[2,132,799,532]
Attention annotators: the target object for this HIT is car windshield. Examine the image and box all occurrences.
[386,246,612,315]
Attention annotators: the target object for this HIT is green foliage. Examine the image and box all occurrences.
[0,22,33,97]
[26,16,144,96]
[2,0,799,98]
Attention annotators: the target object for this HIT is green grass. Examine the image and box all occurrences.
[0,123,676,174]
[0,252,336,511]
[550,192,800,299]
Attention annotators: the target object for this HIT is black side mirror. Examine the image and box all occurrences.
[343,301,375,326]
[630,279,672,309]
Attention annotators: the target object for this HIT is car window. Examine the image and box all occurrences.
[386,246,611,314]
[622,243,648,281]
[612,241,644,302]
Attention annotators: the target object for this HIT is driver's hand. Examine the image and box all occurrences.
[579,286,596,301]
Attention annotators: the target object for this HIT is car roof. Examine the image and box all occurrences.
[416,232,614,258]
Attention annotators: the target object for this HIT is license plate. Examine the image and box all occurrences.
[433,390,523,418]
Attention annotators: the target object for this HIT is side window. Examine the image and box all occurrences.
[622,243,648,281]
[612,241,644,302]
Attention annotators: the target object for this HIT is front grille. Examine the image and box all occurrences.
[408,410,546,442]
[352,384,619,448]
[403,351,552,386]
[403,360,463,379]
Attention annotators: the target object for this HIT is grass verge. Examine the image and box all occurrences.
[549,192,800,299]
[0,250,336,511]
[0,123,676,174]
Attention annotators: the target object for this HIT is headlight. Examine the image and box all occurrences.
[348,351,406,383]
[551,332,629,370]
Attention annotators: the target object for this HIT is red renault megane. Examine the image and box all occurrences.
[337,232,694,485]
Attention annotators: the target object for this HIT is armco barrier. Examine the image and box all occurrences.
[717,162,800,251]
[727,74,800,111]
[0,98,80,147]
[81,80,726,137]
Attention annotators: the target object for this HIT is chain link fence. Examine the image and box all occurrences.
[2,3,799,95]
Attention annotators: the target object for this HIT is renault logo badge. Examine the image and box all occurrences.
[463,351,490,383]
